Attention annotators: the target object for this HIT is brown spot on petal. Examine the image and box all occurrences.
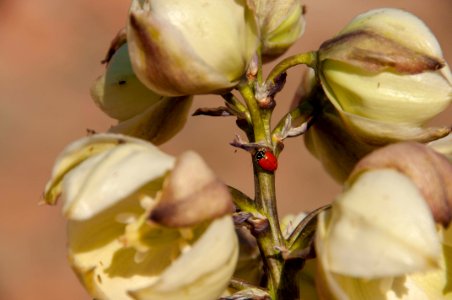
[350,142,452,227]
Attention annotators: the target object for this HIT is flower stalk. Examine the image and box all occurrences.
[266,51,317,85]
[234,51,319,298]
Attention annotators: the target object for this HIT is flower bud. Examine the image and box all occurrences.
[249,0,305,60]
[317,8,452,144]
[91,44,192,145]
[44,134,238,300]
[127,0,259,96]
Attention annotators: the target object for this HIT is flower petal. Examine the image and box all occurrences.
[44,134,151,205]
[62,141,174,220]
[318,169,440,278]
[130,216,238,300]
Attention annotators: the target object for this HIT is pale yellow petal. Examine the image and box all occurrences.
[130,216,238,300]
[90,44,163,122]
[62,142,174,220]
[320,169,440,278]
[44,133,151,204]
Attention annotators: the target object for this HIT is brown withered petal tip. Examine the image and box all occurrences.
[101,28,127,65]
[149,180,234,228]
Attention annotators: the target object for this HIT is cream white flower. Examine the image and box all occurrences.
[127,0,259,96]
[318,8,452,144]
[44,133,238,300]
[315,142,452,299]
[91,44,192,145]
[249,0,305,60]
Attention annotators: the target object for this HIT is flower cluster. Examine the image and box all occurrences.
[44,134,237,299]
[44,1,452,300]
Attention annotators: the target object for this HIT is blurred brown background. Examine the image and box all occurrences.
[0,0,451,299]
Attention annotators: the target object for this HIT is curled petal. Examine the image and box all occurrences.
[44,133,174,219]
[130,216,238,300]
[44,134,152,205]
[61,142,174,220]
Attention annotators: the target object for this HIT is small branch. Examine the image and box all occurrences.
[266,52,317,86]
[222,93,248,115]
[287,205,330,249]
[230,135,267,152]
[228,186,255,212]
[237,83,268,143]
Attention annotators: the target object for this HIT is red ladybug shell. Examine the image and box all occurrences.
[255,149,278,172]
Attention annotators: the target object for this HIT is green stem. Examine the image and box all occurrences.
[253,169,285,298]
[237,79,286,298]
[238,83,267,143]
[266,51,317,85]
[235,53,319,299]
[256,47,264,85]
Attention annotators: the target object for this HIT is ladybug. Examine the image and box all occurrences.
[255,148,278,172]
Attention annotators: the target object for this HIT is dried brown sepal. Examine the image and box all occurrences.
[319,30,444,74]
[101,28,127,65]
[192,106,234,117]
[150,151,234,227]
[349,142,452,227]
[221,286,270,300]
